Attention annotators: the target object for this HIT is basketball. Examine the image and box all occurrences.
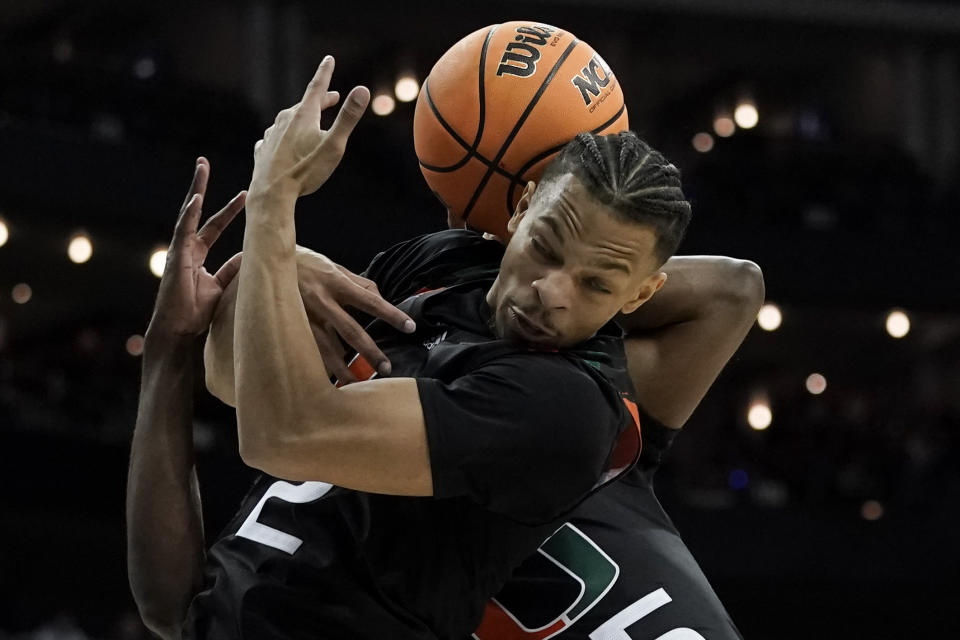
[414,21,629,238]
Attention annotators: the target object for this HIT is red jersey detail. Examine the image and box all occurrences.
[607,397,642,474]
[335,354,377,387]
[473,599,566,640]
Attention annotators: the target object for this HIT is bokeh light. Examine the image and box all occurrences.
[133,57,156,80]
[149,248,167,278]
[371,93,396,116]
[68,233,93,264]
[734,101,759,129]
[757,303,782,331]
[713,115,736,137]
[805,373,827,395]
[861,499,884,521]
[126,334,145,356]
[729,469,749,490]
[885,309,910,338]
[394,76,420,102]
[692,132,714,153]
[0,218,8,247]
[748,401,772,430]
[12,283,32,304]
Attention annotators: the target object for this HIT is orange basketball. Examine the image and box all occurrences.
[414,21,629,238]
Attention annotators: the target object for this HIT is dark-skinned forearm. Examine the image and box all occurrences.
[126,332,206,640]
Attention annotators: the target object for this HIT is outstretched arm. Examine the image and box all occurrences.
[619,256,764,429]
[126,159,244,638]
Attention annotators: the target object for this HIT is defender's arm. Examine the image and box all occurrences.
[127,158,244,639]
[127,335,205,640]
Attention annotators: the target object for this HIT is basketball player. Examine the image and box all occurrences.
[473,255,756,640]
[126,59,715,639]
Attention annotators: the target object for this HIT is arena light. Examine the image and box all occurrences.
[12,283,32,304]
[747,400,772,430]
[394,75,420,102]
[885,309,910,338]
[52,38,73,63]
[861,499,884,521]
[691,132,714,153]
[149,248,167,278]
[734,101,759,129]
[0,218,7,247]
[805,373,827,395]
[68,233,93,264]
[713,115,736,138]
[757,303,782,331]
[133,57,156,80]
[371,93,396,116]
[126,334,145,356]
[728,469,749,490]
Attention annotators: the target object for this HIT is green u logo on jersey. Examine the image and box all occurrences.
[474,523,619,640]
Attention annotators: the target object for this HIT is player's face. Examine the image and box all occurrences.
[487,173,667,349]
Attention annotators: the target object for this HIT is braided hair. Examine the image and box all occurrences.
[536,131,691,264]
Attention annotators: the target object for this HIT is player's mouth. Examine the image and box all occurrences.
[509,305,555,343]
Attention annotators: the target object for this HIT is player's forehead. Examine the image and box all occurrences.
[528,176,660,272]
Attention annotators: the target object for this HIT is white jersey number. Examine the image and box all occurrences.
[589,588,706,640]
[235,480,333,554]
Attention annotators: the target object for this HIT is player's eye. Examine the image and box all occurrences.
[586,278,611,294]
[531,238,559,263]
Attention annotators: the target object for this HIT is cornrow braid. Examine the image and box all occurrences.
[537,131,692,263]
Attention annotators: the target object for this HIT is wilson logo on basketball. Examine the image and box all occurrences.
[495,25,558,78]
[571,54,615,108]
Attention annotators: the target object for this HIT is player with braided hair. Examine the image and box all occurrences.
[532,131,691,263]
[473,136,754,639]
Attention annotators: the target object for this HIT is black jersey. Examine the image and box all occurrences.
[474,408,744,640]
[183,230,642,640]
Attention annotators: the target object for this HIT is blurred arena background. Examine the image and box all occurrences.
[1,1,958,638]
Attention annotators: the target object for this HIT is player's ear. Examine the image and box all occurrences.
[507,181,536,234]
[620,272,667,315]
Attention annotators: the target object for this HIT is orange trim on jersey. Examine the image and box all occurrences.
[474,599,566,640]
[335,354,377,387]
[607,397,642,472]
[414,285,447,295]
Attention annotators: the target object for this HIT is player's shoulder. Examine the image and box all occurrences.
[364,229,504,302]
[376,229,501,266]
[479,348,628,428]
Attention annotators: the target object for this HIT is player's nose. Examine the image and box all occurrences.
[532,269,573,311]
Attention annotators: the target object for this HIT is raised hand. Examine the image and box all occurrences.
[148,157,246,340]
[250,56,370,201]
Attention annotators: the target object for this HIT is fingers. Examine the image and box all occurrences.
[325,305,392,375]
[342,270,378,292]
[311,321,355,384]
[347,285,416,334]
[198,191,246,248]
[174,191,204,242]
[322,90,340,110]
[327,85,370,147]
[181,159,210,212]
[300,56,336,121]
[213,252,243,289]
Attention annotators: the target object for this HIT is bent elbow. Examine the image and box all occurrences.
[237,423,271,472]
[736,259,765,311]
[236,415,291,477]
